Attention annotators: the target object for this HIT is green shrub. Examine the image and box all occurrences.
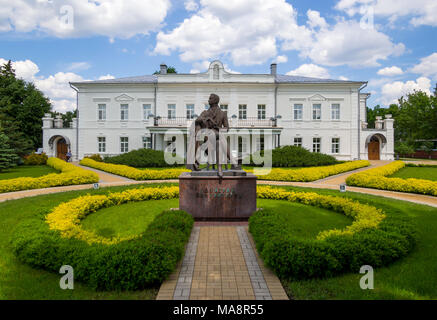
[23,152,48,165]
[84,154,103,162]
[103,148,183,168]
[12,209,194,291]
[247,146,339,167]
[249,190,416,280]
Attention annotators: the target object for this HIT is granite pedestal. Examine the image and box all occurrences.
[179,171,257,220]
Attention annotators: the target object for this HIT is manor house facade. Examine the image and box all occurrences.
[41,60,394,162]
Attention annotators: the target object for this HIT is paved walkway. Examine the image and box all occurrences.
[156,225,288,300]
[72,162,134,183]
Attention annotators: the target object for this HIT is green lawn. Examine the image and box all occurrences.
[0,165,59,180]
[389,166,437,181]
[2,182,437,299]
[273,185,437,300]
[0,183,172,299]
[82,199,179,238]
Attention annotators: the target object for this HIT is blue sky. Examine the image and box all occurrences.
[0,0,436,112]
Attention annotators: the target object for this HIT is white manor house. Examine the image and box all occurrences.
[41,60,394,162]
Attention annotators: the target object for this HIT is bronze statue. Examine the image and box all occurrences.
[186,93,238,176]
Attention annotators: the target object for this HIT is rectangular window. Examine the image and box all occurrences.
[331,104,340,120]
[332,138,340,154]
[143,136,152,149]
[294,137,302,147]
[257,104,266,120]
[98,137,106,153]
[294,104,303,120]
[120,137,129,153]
[238,137,248,154]
[312,104,321,120]
[98,104,106,121]
[120,104,129,121]
[220,104,228,112]
[143,104,152,120]
[239,104,247,119]
[168,104,176,119]
[186,104,195,119]
[312,137,321,153]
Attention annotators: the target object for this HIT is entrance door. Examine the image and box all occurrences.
[57,138,68,160]
[368,136,380,160]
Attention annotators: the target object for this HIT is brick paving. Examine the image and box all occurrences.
[157,226,289,300]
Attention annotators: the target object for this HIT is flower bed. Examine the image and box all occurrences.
[0,158,99,193]
[11,186,193,290]
[254,160,370,182]
[346,161,437,196]
[250,186,415,279]
[80,158,188,180]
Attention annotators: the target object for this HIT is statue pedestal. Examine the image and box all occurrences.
[179,171,257,220]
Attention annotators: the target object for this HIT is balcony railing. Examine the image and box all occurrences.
[154,116,276,127]
[235,117,275,127]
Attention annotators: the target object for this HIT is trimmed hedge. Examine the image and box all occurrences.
[253,160,370,182]
[80,158,188,180]
[104,148,183,168]
[346,161,437,197]
[249,186,415,279]
[247,146,339,167]
[11,187,193,291]
[0,157,99,193]
[23,152,48,165]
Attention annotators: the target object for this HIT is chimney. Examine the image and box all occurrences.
[270,63,277,76]
[160,63,167,74]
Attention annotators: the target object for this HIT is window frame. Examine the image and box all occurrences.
[238,104,247,120]
[331,103,340,120]
[294,137,302,147]
[293,104,303,120]
[98,104,106,121]
[120,136,129,153]
[167,104,176,119]
[186,104,195,119]
[257,104,266,120]
[312,104,322,120]
[143,104,152,120]
[331,137,340,154]
[312,137,321,153]
[120,104,129,121]
[98,136,106,153]
[143,136,152,149]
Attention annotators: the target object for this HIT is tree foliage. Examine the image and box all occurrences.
[0,60,52,152]
[367,90,437,149]
[0,132,19,172]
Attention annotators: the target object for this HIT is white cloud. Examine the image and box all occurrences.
[377,66,403,76]
[339,76,349,80]
[410,52,437,79]
[0,58,110,112]
[0,58,40,81]
[184,0,199,12]
[0,0,171,38]
[306,9,328,29]
[66,61,91,71]
[98,74,115,80]
[154,0,304,66]
[286,64,330,79]
[336,0,437,27]
[275,55,288,63]
[380,77,432,105]
[302,19,405,67]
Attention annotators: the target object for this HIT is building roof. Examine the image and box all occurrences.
[71,74,363,85]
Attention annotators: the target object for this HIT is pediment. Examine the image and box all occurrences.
[115,94,134,102]
[308,94,327,101]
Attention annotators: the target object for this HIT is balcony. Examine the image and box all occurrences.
[153,116,276,128]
